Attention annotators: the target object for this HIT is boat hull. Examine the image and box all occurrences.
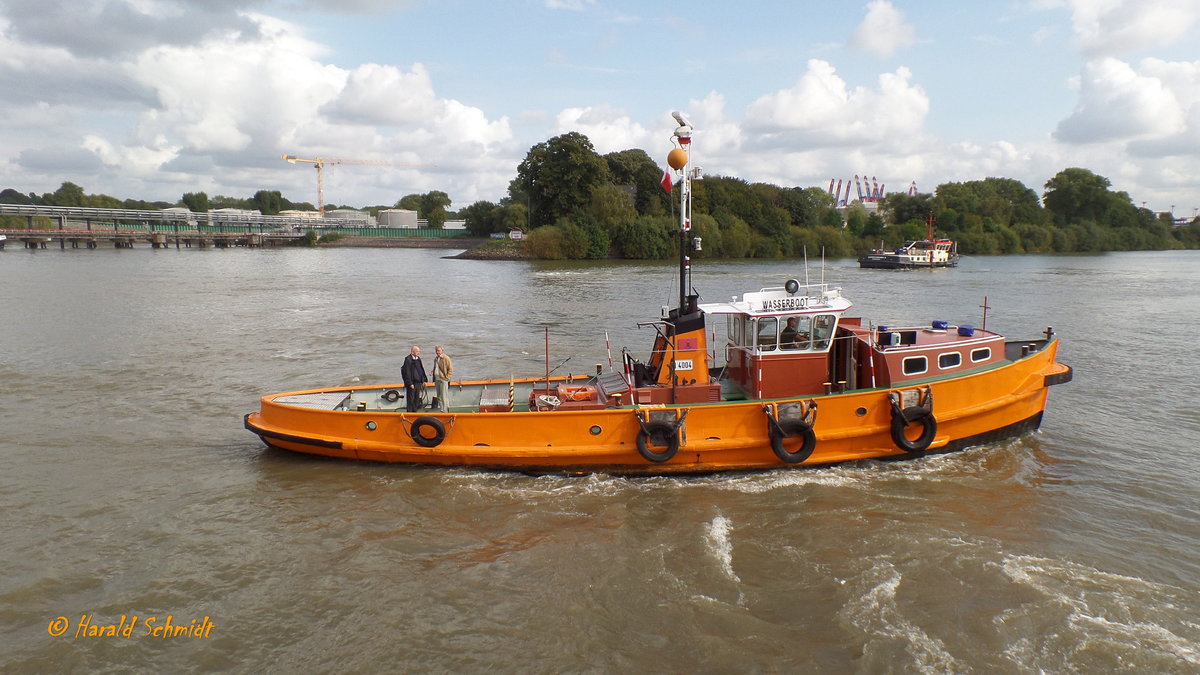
[857,254,959,269]
[245,340,1071,475]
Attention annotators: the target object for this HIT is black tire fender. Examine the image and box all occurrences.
[770,419,817,464]
[410,416,446,448]
[889,408,936,455]
[636,421,679,463]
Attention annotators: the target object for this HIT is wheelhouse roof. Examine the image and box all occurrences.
[698,284,853,317]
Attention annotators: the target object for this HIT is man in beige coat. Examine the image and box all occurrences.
[432,346,454,412]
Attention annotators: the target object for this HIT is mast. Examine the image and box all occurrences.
[670,111,694,312]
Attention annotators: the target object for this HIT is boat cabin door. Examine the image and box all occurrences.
[724,315,784,398]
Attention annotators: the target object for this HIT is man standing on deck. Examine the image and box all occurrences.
[432,346,454,412]
[402,345,427,412]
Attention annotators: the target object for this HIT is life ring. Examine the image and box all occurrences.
[889,405,936,455]
[382,389,401,403]
[410,416,446,448]
[636,421,679,463]
[769,419,817,464]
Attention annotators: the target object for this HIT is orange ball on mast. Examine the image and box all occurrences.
[667,148,688,170]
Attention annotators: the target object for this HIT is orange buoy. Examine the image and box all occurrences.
[667,148,688,170]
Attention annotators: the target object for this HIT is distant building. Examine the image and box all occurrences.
[835,199,881,224]
[325,209,377,227]
[378,209,419,228]
[279,210,321,219]
[210,208,262,217]
[160,207,196,226]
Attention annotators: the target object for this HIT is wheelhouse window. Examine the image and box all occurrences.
[970,347,991,363]
[938,352,962,369]
[756,317,778,352]
[779,315,812,350]
[812,315,836,350]
[902,356,928,375]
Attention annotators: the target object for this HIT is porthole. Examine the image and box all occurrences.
[902,356,928,376]
[970,347,992,363]
[938,352,962,369]
[364,421,377,431]
[589,425,602,435]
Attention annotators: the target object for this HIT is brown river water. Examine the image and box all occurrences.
[1,246,1197,673]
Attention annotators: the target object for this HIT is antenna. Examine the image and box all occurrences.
[803,246,810,288]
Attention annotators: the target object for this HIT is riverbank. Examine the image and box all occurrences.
[316,235,536,260]
[316,236,488,249]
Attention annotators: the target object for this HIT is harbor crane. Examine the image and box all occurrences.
[281,154,433,216]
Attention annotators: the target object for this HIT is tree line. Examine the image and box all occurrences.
[4,131,1198,257]
[459,132,1199,258]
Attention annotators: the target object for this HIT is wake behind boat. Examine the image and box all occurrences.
[245,112,1071,474]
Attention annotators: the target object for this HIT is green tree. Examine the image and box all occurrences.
[44,182,86,207]
[1043,168,1113,226]
[587,184,637,233]
[881,191,934,226]
[615,216,672,259]
[420,191,452,227]
[525,217,590,259]
[716,212,753,258]
[936,177,1043,228]
[181,192,210,212]
[88,193,122,208]
[251,190,282,215]
[688,213,722,258]
[863,212,886,238]
[0,188,33,204]
[780,187,833,229]
[513,132,609,228]
[396,194,422,211]
[844,202,868,237]
[461,200,499,236]
[604,148,669,216]
[500,202,528,232]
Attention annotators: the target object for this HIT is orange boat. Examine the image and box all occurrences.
[245,113,1072,474]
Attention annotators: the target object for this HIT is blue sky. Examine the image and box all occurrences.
[1,0,1198,217]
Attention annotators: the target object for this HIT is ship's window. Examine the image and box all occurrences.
[756,317,778,352]
[970,347,991,363]
[902,356,928,375]
[780,315,812,350]
[812,314,836,350]
[938,352,962,369]
[728,316,744,346]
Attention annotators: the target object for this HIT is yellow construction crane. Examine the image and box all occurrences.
[281,154,433,216]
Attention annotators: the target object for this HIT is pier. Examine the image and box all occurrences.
[0,228,300,250]
[0,204,469,250]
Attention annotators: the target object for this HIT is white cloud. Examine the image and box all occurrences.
[850,0,917,58]
[553,105,651,154]
[28,11,515,204]
[1063,0,1200,56]
[544,0,595,10]
[1055,57,1186,144]
[320,63,440,126]
[743,59,929,151]
[0,2,1196,213]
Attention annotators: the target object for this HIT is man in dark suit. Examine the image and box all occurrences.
[401,345,428,412]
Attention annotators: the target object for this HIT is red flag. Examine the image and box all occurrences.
[661,171,673,193]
